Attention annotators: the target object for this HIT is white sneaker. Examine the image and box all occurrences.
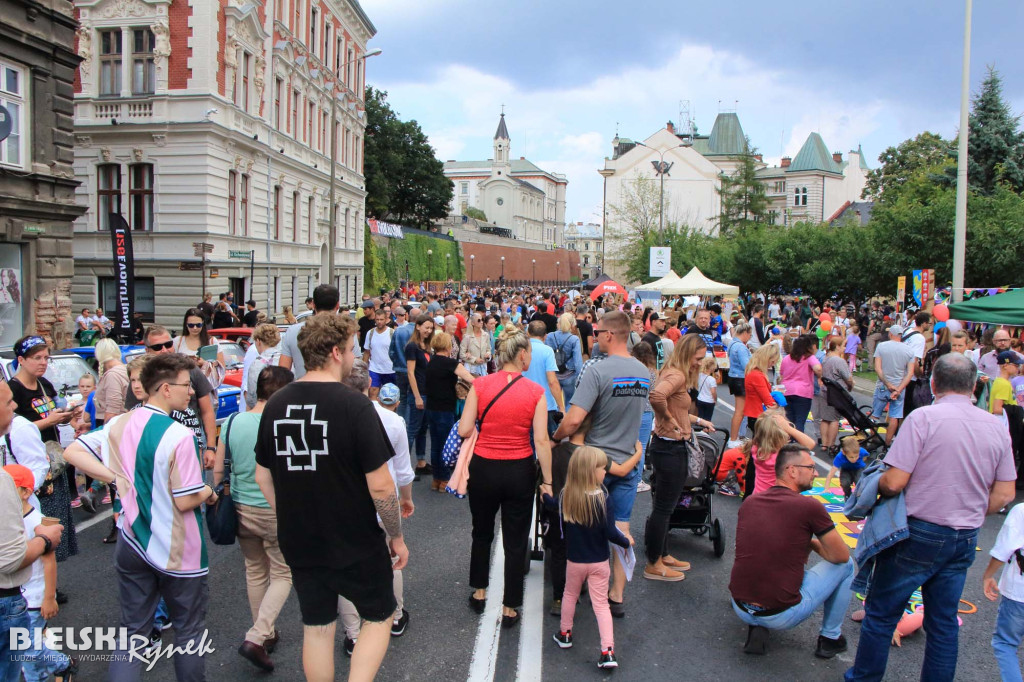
[636,480,651,493]
[726,439,744,449]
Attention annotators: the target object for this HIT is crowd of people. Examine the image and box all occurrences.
[0,281,1022,681]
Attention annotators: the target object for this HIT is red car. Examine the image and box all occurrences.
[209,327,254,350]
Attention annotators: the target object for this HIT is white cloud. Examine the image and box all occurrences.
[374,42,951,224]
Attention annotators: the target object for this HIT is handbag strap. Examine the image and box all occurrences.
[479,375,523,432]
[222,413,235,477]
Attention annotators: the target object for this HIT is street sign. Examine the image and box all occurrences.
[649,246,671,277]
[229,250,252,259]
[192,242,214,257]
[179,261,204,271]
[896,276,906,311]
[22,225,44,234]
[0,104,11,143]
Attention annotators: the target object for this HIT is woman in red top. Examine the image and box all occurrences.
[458,326,553,627]
[743,343,780,433]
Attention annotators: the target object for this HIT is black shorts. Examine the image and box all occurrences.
[728,376,746,397]
[291,548,396,626]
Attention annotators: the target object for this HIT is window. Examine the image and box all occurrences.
[294,0,302,36]
[0,62,25,168]
[240,173,249,234]
[310,8,317,56]
[324,23,331,66]
[306,101,314,143]
[275,0,283,22]
[292,191,299,241]
[274,185,282,239]
[584,241,589,251]
[100,276,154,321]
[274,78,282,128]
[97,164,121,231]
[336,37,344,76]
[99,30,122,95]
[228,170,237,235]
[291,91,299,137]
[129,163,154,231]
[460,182,468,195]
[308,196,315,244]
[346,48,353,88]
[238,52,251,111]
[794,187,807,207]
[132,28,156,95]
[320,110,327,152]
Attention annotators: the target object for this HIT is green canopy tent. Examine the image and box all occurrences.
[946,288,1024,325]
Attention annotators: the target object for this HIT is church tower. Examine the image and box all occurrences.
[492,113,511,177]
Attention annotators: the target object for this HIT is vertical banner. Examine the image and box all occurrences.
[108,214,135,338]
[921,268,934,307]
[911,270,923,307]
[896,276,906,312]
[0,244,23,347]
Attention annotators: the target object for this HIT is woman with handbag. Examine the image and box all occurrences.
[460,313,492,378]
[9,336,79,586]
[424,332,476,491]
[212,365,294,671]
[458,325,553,627]
[644,334,713,582]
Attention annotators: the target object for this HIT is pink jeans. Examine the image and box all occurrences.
[561,560,614,650]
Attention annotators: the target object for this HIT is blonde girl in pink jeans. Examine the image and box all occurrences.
[545,446,634,669]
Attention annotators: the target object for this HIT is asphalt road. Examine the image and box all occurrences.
[50,388,1016,681]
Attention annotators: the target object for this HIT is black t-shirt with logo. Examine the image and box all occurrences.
[10,376,60,443]
[255,381,394,569]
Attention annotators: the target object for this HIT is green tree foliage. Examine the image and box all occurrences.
[464,206,487,221]
[364,87,453,227]
[717,152,770,235]
[363,232,464,293]
[965,67,1024,194]
[862,132,955,202]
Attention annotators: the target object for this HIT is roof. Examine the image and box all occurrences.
[513,177,544,195]
[828,201,874,226]
[494,113,509,140]
[565,224,603,239]
[857,144,871,171]
[788,133,842,174]
[705,113,748,156]
[754,166,785,178]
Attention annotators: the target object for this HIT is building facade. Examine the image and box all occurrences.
[70,0,375,326]
[0,0,87,348]
[443,114,567,248]
[563,222,603,279]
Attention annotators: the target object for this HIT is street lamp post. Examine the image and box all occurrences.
[952,0,972,304]
[470,254,475,282]
[532,259,536,283]
[555,260,560,284]
[634,141,686,245]
[328,47,382,282]
[446,252,450,280]
[427,249,432,280]
[500,256,505,282]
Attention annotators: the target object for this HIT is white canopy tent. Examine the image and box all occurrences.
[640,266,739,296]
[634,270,681,292]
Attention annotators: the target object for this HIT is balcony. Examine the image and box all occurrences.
[77,97,159,124]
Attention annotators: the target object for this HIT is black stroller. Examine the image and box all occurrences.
[822,376,887,460]
[647,429,728,558]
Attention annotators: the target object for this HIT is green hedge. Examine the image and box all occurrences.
[364,228,464,293]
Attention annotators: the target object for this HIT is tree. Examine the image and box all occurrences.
[364,87,453,226]
[965,67,1024,195]
[717,151,769,235]
[862,132,955,202]
[464,206,487,221]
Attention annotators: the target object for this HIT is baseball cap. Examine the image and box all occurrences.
[434,315,445,326]
[378,383,400,405]
[2,464,35,491]
[997,350,1024,366]
[360,300,375,309]
[648,312,660,321]
[889,324,905,336]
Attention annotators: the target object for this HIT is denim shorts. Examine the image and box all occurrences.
[872,383,905,419]
[604,464,641,522]
[369,371,397,388]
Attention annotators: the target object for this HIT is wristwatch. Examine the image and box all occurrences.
[39,535,53,555]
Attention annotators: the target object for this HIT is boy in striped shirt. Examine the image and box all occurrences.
[64,354,218,681]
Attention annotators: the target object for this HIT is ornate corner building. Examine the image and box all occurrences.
[0,0,87,348]
[70,0,376,325]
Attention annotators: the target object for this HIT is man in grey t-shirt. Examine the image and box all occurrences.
[280,284,353,379]
[871,325,917,446]
[552,310,648,617]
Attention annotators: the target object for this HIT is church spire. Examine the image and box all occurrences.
[493,112,510,168]
[494,112,510,141]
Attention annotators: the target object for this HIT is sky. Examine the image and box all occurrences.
[358,0,1024,226]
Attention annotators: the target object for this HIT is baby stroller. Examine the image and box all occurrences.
[821,376,887,460]
[647,429,728,558]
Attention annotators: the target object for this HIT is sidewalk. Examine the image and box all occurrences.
[851,375,874,395]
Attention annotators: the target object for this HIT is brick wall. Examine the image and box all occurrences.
[168,0,193,89]
[461,244,581,283]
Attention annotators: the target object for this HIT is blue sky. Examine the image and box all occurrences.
[359,0,1024,225]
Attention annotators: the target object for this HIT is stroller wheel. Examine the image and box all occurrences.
[711,519,726,558]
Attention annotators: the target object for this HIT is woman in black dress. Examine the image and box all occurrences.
[9,336,79,570]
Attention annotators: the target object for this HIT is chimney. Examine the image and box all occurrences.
[832,151,843,163]
[666,121,675,134]
[753,154,763,162]
[780,156,791,168]
[577,222,583,226]
[520,156,525,160]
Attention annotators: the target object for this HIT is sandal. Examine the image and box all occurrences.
[643,565,685,582]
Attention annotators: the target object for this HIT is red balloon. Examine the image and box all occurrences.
[818,312,832,324]
[933,304,950,322]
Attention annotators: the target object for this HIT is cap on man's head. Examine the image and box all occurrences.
[2,464,35,491]
[246,299,256,307]
[360,300,375,309]
[378,383,400,405]
[888,324,905,336]
[648,312,660,321]
[997,350,1024,366]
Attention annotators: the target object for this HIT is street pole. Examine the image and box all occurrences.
[328,48,382,287]
[635,142,685,246]
[470,254,474,282]
[532,258,536,283]
[500,256,505,282]
[249,250,255,297]
[952,0,972,304]
[446,253,450,280]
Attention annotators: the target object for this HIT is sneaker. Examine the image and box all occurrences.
[549,599,562,617]
[636,480,651,493]
[598,648,618,669]
[54,655,78,681]
[143,629,162,658]
[726,439,744,449]
[391,609,409,637]
[743,625,769,655]
[343,636,356,658]
[814,634,848,659]
[101,493,112,505]
[70,498,82,509]
[552,630,573,649]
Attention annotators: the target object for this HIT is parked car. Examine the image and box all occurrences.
[122,348,242,424]
[209,327,253,350]
[0,350,98,446]
[64,344,144,373]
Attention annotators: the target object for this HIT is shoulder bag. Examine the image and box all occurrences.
[206,414,238,545]
[442,375,523,468]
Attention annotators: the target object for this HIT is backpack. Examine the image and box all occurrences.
[552,334,570,373]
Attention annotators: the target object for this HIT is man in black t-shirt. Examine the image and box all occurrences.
[575,304,594,358]
[640,312,667,369]
[255,313,407,681]
[729,445,854,659]
[242,300,260,327]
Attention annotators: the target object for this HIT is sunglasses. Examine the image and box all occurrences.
[187,323,204,329]
[147,340,174,351]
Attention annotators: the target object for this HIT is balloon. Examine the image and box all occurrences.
[934,321,946,332]
[821,320,834,332]
[896,610,925,637]
[818,312,832,324]
[945,319,963,333]
[933,303,950,322]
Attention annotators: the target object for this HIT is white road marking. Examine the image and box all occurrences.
[75,508,112,531]
[467,527,506,682]
[517,500,544,681]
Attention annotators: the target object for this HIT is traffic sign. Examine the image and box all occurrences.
[229,250,253,259]
[0,105,11,143]
[649,246,671,277]
[192,242,214,257]
[179,261,204,271]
